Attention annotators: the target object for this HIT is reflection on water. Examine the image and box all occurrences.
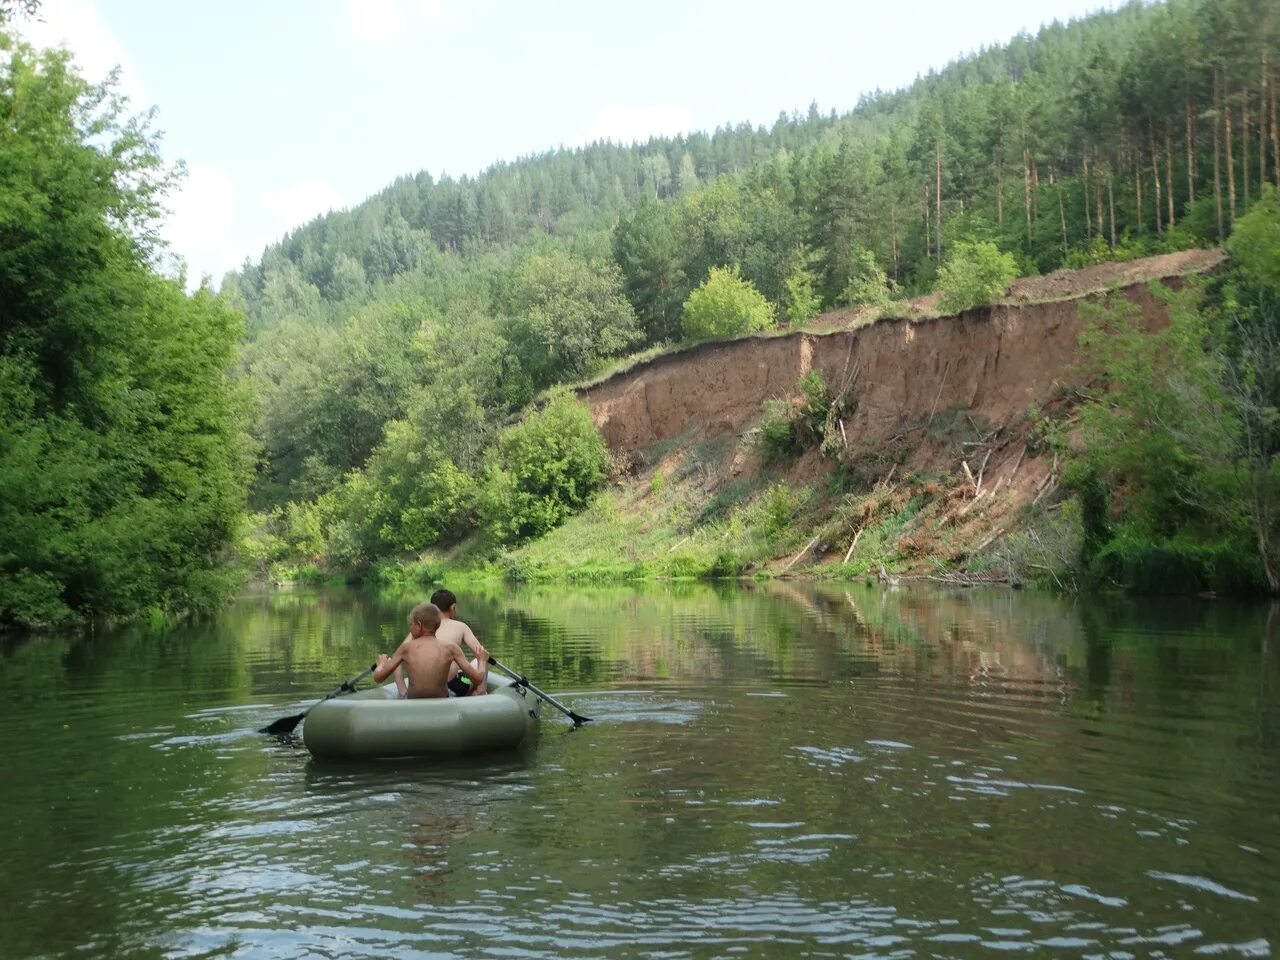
[1,582,1277,958]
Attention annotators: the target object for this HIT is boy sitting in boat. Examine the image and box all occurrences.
[431,588,489,696]
[373,602,488,700]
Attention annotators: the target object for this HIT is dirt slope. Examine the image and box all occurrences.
[583,249,1224,458]
[577,250,1224,577]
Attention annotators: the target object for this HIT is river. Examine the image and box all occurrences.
[1,582,1277,958]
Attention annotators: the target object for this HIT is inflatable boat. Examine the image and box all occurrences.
[302,672,540,759]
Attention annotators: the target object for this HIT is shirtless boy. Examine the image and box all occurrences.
[372,602,487,700]
[431,588,489,696]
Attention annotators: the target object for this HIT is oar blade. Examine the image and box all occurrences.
[569,711,592,726]
[260,712,304,736]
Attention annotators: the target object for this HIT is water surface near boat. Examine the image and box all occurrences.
[1,582,1277,957]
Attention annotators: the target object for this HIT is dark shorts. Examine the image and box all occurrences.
[447,674,471,697]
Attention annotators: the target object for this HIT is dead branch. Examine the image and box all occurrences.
[974,527,1006,553]
[1006,444,1026,483]
[783,536,820,572]
[975,448,994,495]
[843,526,864,563]
[1032,476,1057,507]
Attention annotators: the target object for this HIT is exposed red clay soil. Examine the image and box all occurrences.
[579,250,1225,574]
[582,249,1224,459]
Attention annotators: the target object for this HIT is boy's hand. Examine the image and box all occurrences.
[376,653,392,670]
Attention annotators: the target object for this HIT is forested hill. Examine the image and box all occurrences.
[226,0,1273,336]
[231,0,1280,587]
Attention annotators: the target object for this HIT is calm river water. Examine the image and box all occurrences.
[1,582,1277,958]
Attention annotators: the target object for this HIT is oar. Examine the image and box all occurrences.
[259,663,377,736]
[488,656,591,726]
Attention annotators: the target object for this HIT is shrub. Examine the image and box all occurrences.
[1227,185,1280,295]
[758,400,800,461]
[681,266,777,341]
[838,249,892,309]
[708,549,746,577]
[480,390,610,544]
[757,371,831,462]
[795,370,830,444]
[783,262,822,324]
[936,241,1018,313]
[761,482,795,542]
[1091,530,1264,595]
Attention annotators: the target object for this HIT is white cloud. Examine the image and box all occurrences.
[162,164,236,286]
[341,0,453,44]
[260,177,347,234]
[14,0,148,105]
[573,104,695,147]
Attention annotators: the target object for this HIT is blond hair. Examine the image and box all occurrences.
[409,602,441,632]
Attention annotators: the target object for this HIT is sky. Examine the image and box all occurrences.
[15,0,1119,288]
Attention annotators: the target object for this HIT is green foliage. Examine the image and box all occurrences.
[1076,467,1111,571]
[1079,289,1231,538]
[936,241,1018,313]
[761,482,796,542]
[479,390,610,544]
[1075,267,1280,595]
[505,251,641,388]
[242,305,417,504]
[1092,529,1262,595]
[757,371,831,462]
[680,266,776,341]
[838,248,893,308]
[782,260,822,324]
[365,556,447,588]
[356,419,479,551]
[795,370,831,444]
[0,40,250,625]
[1227,186,1280,296]
[758,401,800,461]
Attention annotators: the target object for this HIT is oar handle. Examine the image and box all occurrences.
[312,664,376,712]
[341,663,378,693]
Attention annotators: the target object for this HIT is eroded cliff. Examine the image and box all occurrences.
[562,249,1224,578]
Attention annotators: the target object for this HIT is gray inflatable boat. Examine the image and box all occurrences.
[302,673,540,759]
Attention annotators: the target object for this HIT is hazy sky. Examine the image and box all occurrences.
[16,0,1118,286]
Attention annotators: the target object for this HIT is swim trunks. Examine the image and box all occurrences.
[447,674,471,697]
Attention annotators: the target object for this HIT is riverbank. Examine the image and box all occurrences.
[490,250,1222,590]
[266,250,1234,594]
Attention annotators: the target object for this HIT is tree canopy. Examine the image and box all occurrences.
[0,38,251,625]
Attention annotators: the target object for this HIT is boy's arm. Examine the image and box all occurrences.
[372,643,406,684]
[460,623,489,692]
[451,643,487,685]
[460,623,488,660]
[392,664,408,698]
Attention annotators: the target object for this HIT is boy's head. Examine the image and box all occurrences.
[429,588,457,617]
[409,602,442,636]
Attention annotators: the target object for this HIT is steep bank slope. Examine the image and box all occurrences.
[584,250,1222,458]
[510,250,1223,582]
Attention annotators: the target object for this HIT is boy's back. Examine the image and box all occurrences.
[373,602,486,699]
[395,633,460,699]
